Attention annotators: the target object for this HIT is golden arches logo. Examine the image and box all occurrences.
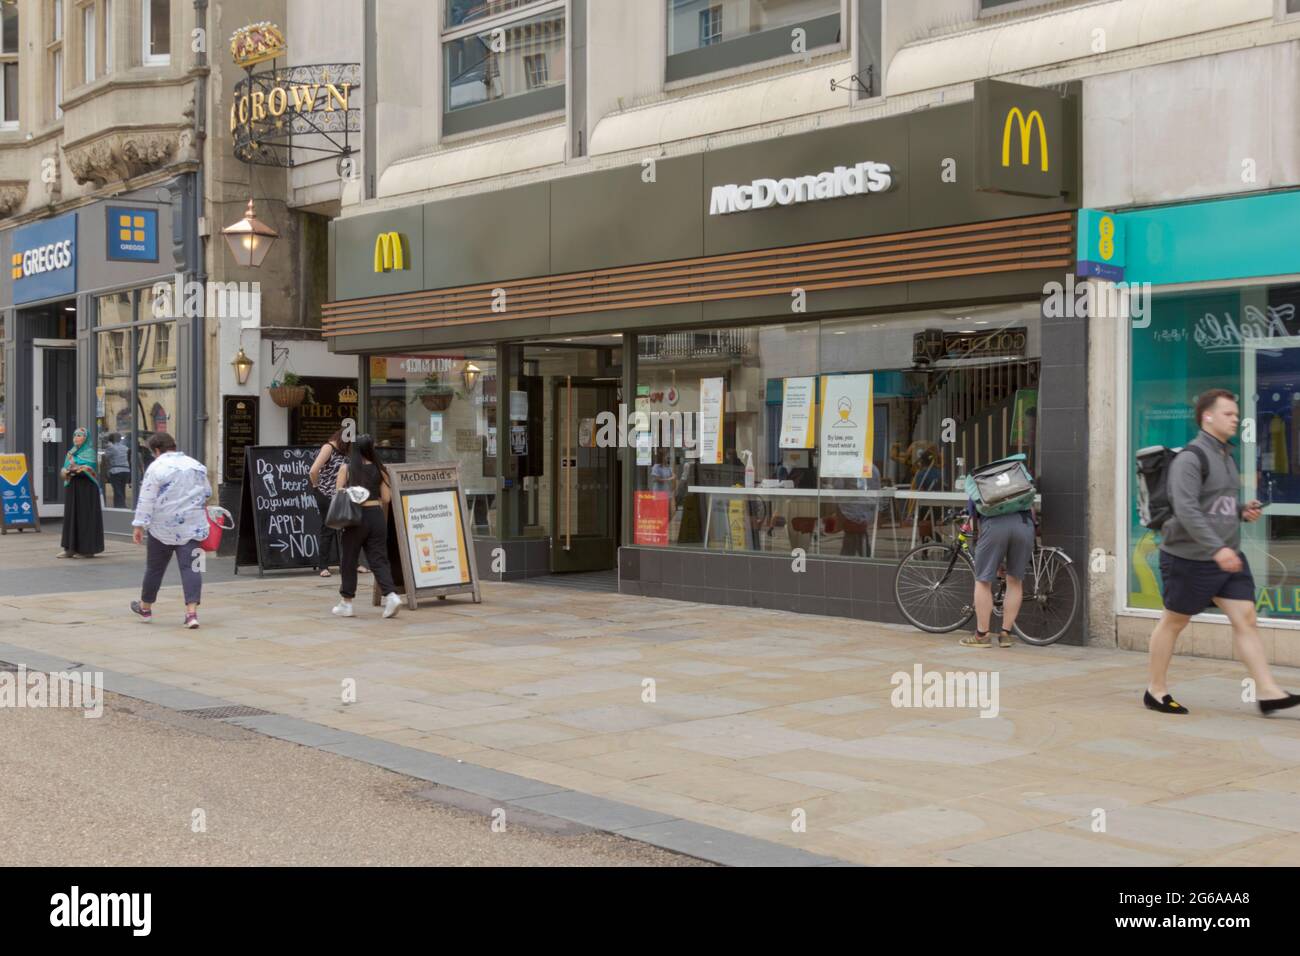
[1000,107,1049,172]
[373,232,405,273]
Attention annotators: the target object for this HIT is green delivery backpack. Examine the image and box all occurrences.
[964,453,1036,517]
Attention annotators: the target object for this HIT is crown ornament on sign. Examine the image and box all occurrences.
[230,22,286,68]
[338,386,359,404]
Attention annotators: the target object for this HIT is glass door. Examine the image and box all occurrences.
[551,376,619,572]
[1243,336,1300,598]
[32,340,77,517]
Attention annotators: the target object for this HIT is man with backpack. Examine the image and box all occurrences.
[960,454,1037,648]
[1142,389,1300,715]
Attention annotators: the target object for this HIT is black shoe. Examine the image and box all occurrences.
[1143,690,1189,714]
[1259,693,1300,715]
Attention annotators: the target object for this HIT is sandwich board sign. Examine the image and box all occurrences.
[233,445,323,576]
[0,454,40,533]
[383,461,480,608]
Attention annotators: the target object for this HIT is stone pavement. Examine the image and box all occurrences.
[5,533,1300,866]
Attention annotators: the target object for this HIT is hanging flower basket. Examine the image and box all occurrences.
[269,385,307,408]
[419,392,453,412]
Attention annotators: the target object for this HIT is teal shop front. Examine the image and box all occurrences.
[1101,191,1300,624]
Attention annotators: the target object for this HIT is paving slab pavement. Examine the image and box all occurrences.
[4,531,1300,866]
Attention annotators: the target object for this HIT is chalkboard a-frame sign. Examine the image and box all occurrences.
[380,462,481,609]
[234,445,324,576]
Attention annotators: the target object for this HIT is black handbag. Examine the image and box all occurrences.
[324,490,363,530]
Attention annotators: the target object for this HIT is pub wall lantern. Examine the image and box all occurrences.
[221,198,279,268]
[231,347,255,385]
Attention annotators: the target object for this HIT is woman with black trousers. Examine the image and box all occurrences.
[309,429,351,577]
[332,435,402,619]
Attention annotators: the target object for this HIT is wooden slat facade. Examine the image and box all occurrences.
[322,211,1073,340]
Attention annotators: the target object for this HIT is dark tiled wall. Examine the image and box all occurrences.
[473,537,552,581]
[620,547,908,625]
[1036,297,1089,643]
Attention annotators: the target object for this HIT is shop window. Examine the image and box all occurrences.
[0,2,18,128]
[666,0,841,84]
[141,0,167,66]
[94,287,179,510]
[367,351,499,535]
[442,4,565,136]
[633,305,1041,560]
[1126,283,1300,623]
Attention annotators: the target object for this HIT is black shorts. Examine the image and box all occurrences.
[1158,550,1255,616]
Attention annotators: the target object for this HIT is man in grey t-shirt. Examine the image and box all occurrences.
[1146,389,1300,716]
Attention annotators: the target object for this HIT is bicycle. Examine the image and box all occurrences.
[892,509,1080,645]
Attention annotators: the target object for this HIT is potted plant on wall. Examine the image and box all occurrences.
[268,372,314,409]
[409,374,461,412]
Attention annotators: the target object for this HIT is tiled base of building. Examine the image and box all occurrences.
[1117,613,1300,667]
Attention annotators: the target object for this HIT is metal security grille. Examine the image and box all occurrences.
[178,705,274,720]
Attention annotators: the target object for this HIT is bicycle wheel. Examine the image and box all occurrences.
[1012,548,1080,646]
[894,542,977,633]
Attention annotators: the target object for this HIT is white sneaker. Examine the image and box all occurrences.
[332,601,355,618]
[382,592,402,619]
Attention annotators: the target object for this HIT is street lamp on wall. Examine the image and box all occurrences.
[231,347,255,385]
[463,362,481,392]
[221,198,279,268]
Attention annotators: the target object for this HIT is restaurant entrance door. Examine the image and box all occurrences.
[551,377,619,573]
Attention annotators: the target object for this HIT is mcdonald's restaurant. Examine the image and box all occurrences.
[324,79,1092,641]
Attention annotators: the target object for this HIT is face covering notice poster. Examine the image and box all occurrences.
[819,374,874,479]
[403,490,471,589]
[699,377,725,465]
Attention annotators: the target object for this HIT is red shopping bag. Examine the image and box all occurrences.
[201,506,235,552]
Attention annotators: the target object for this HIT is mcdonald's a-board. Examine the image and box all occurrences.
[973,78,1066,199]
[373,231,407,273]
[382,462,481,609]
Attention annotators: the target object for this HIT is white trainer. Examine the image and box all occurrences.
[331,601,355,618]
[382,592,402,619]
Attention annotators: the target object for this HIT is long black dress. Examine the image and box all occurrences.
[61,472,105,556]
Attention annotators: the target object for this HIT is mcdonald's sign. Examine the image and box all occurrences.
[1001,107,1048,172]
[373,232,407,273]
[974,79,1068,199]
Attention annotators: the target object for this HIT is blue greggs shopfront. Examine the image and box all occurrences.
[1095,190,1300,632]
[0,183,203,532]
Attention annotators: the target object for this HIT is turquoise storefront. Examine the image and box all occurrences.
[1095,191,1300,620]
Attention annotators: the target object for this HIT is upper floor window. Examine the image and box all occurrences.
[142,0,167,66]
[442,2,565,137]
[666,0,841,83]
[446,0,547,30]
[49,0,64,120]
[82,2,95,82]
[0,2,18,128]
[103,0,112,73]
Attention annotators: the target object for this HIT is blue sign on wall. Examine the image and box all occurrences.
[1076,207,1125,281]
[106,206,158,262]
[11,213,77,305]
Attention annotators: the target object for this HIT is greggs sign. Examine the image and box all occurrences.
[974,79,1065,199]
[11,213,77,305]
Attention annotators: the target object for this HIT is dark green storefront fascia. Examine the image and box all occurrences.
[326,81,1090,639]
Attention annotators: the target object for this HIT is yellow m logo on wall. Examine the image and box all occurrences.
[1000,107,1049,172]
[373,231,406,273]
